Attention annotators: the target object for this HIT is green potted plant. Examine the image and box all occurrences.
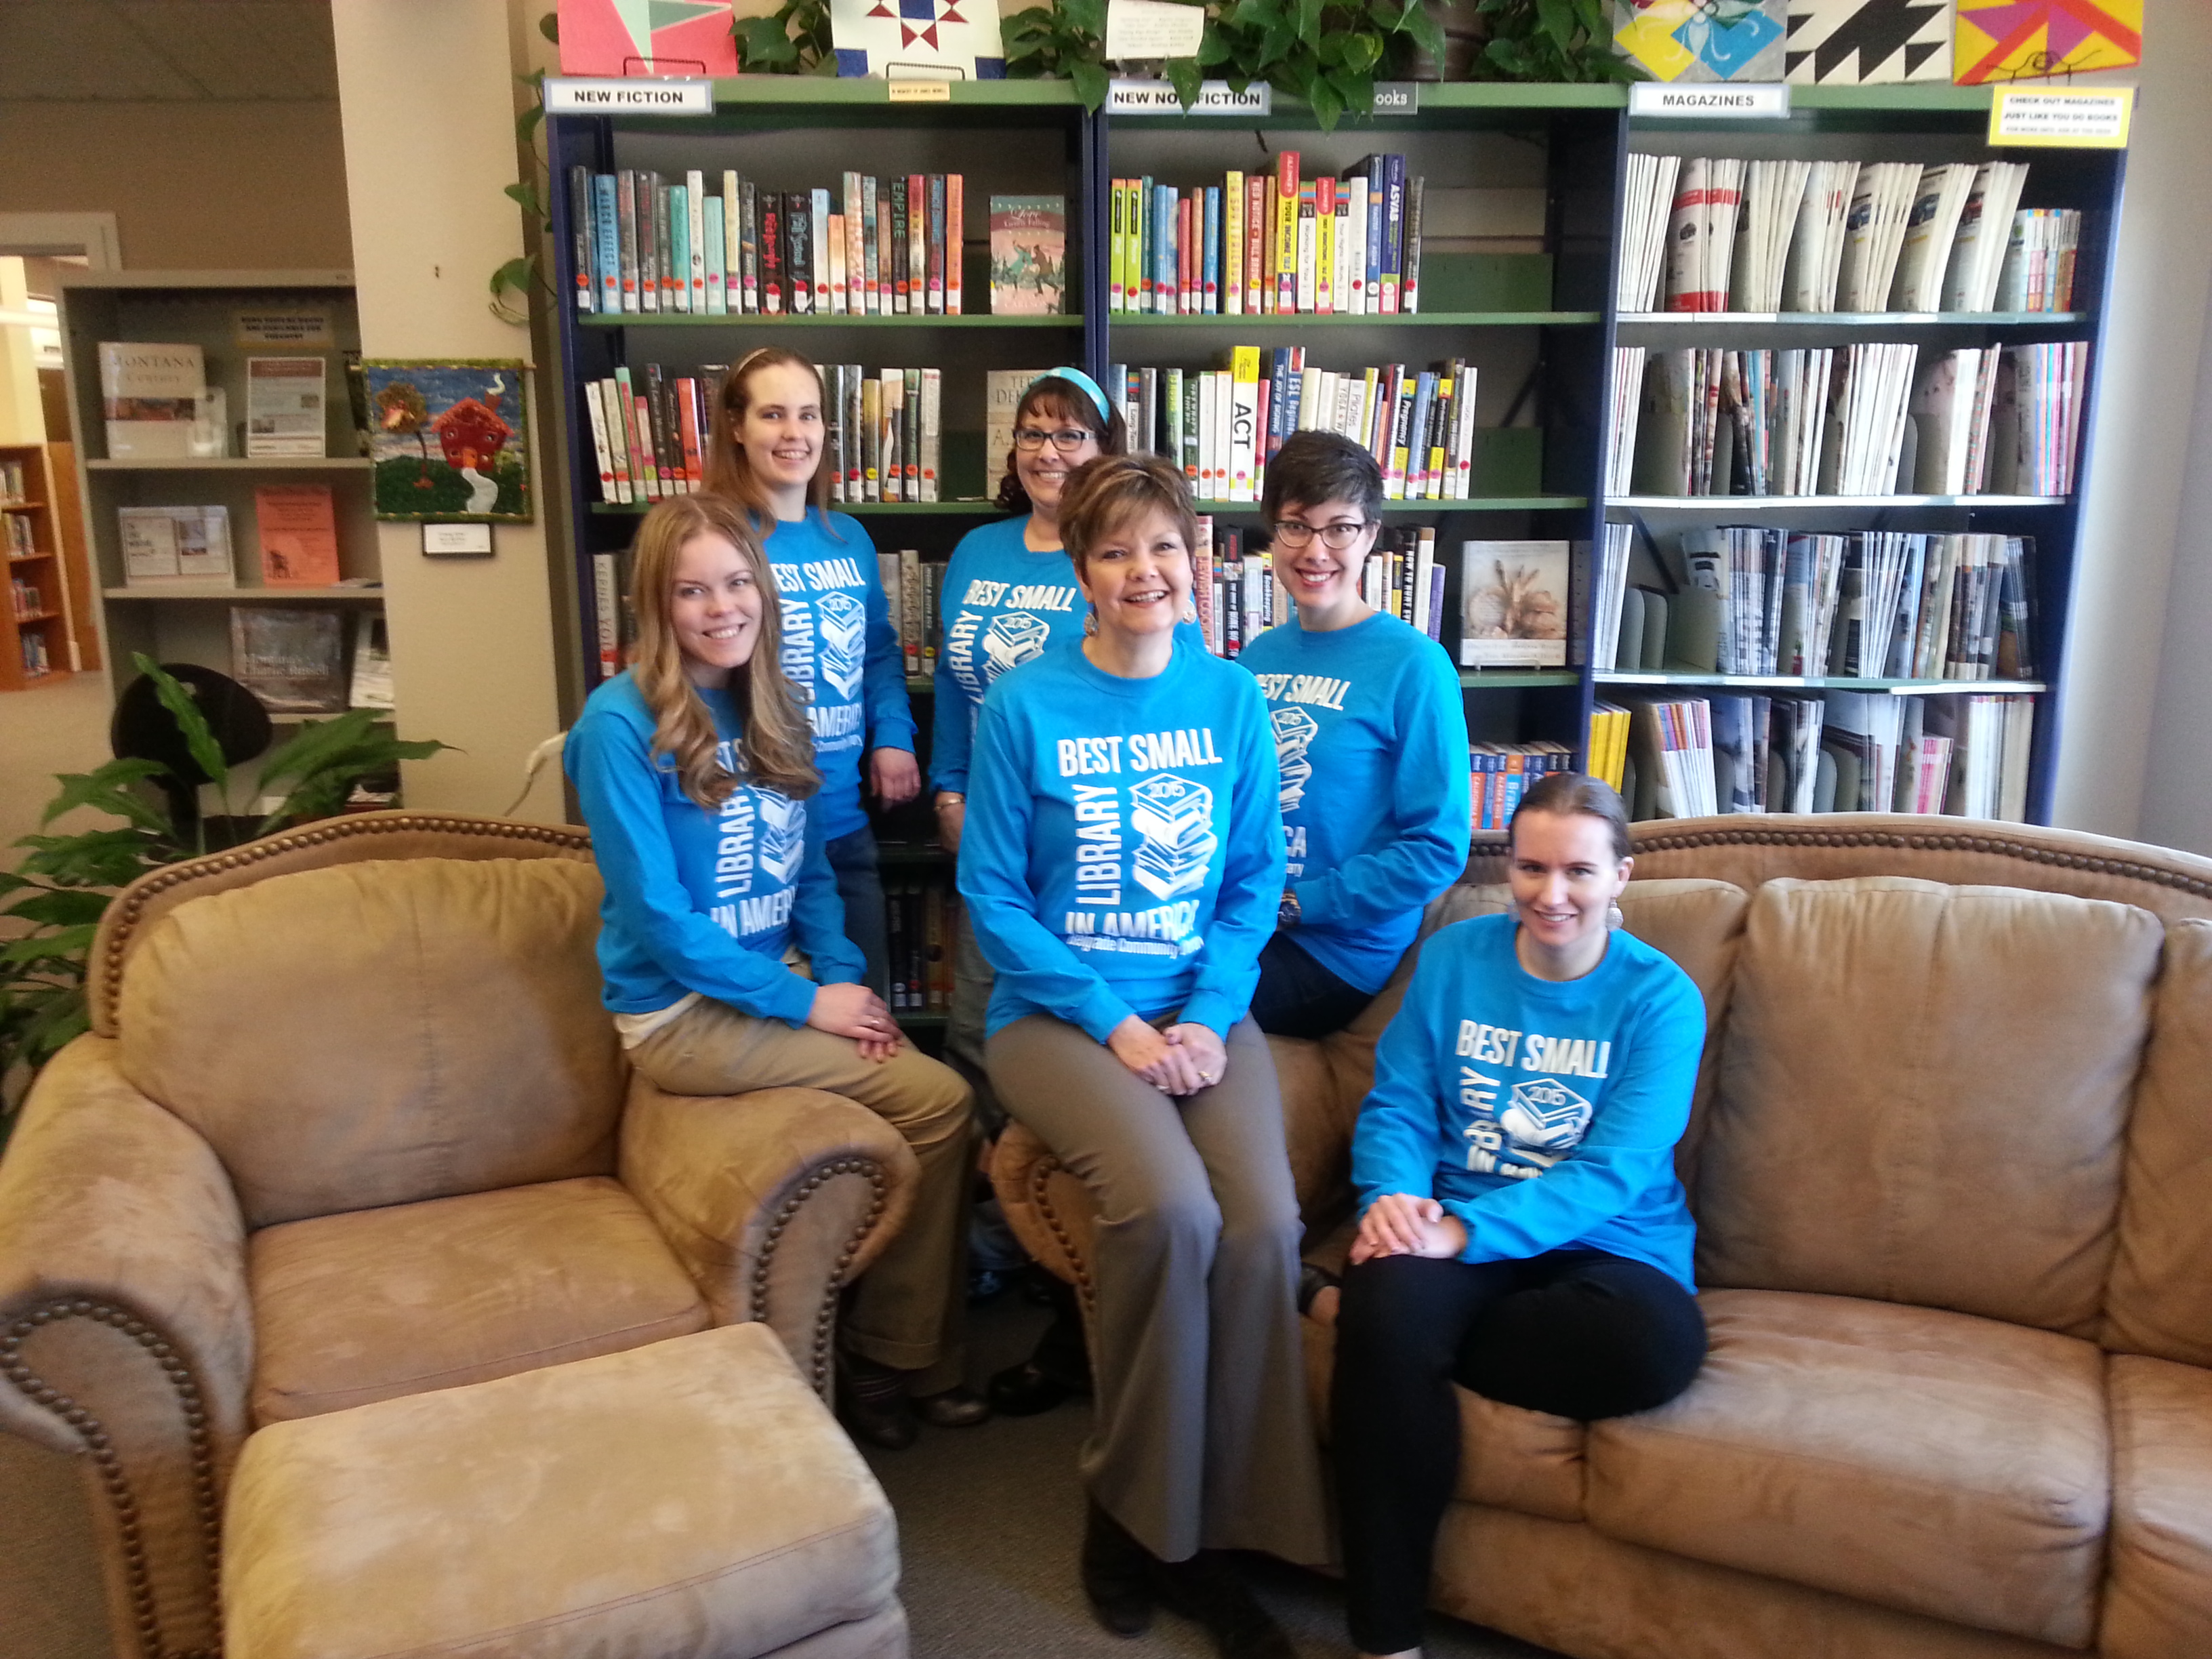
[0,655,448,1126]
[1471,0,1637,81]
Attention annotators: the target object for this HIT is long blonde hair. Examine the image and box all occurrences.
[704,347,835,520]
[627,495,819,809]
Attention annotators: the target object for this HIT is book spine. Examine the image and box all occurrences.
[676,378,705,488]
[1363,163,1385,313]
[739,179,760,312]
[582,380,616,499]
[593,175,621,313]
[1386,371,1414,497]
[902,367,921,496]
[761,192,783,314]
[827,213,847,315]
[1275,150,1300,312]
[1402,175,1425,314]
[907,175,926,317]
[947,173,964,314]
[861,377,882,499]
[637,173,659,312]
[721,172,741,310]
[593,552,621,682]
[920,367,942,502]
[1202,185,1221,314]
[842,173,864,314]
[1380,156,1405,314]
[655,180,676,311]
[1223,173,1244,315]
[1176,193,1194,315]
[899,547,922,676]
[811,187,832,312]
[669,184,691,312]
[615,369,657,501]
[1294,184,1317,314]
[599,376,635,501]
[618,171,640,312]
[687,170,708,312]
[1314,177,1335,314]
[788,191,813,314]
[860,178,880,314]
[1231,346,1261,502]
[570,165,596,312]
[927,174,947,314]
[890,178,909,313]
[1109,180,1127,313]
[1244,173,1267,316]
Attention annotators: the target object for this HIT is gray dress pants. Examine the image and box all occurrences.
[986,1012,1330,1566]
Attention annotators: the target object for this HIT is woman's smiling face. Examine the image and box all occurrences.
[1075,506,1193,642]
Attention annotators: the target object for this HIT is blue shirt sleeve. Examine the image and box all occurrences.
[792,804,867,990]
[567,710,821,1027]
[1351,943,1452,1207]
[854,519,916,755]
[1441,973,1704,1264]
[1179,674,1288,1038]
[1292,648,1470,933]
[958,695,1136,1044]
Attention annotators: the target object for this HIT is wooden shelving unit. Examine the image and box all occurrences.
[0,443,98,691]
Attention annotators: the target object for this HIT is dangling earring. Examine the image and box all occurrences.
[1083,602,1099,637]
[1181,594,1199,624]
[1607,901,1624,930]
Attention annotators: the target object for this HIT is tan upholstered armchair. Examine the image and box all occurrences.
[0,813,920,1659]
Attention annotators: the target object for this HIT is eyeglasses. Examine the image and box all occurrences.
[1013,427,1097,453]
[1269,519,1372,550]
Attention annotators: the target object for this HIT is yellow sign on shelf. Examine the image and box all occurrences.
[1989,86,2134,148]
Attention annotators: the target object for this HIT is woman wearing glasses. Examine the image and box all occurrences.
[962,454,1326,1659]
[1237,430,1471,1042]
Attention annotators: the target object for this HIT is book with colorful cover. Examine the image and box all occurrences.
[989,196,1067,316]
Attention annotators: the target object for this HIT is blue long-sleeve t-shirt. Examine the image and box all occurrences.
[762,508,915,841]
[931,517,1086,797]
[1237,611,1471,992]
[1352,913,1704,1290]
[959,637,1286,1043]
[565,671,866,1026]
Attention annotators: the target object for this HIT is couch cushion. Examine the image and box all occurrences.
[249,1176,709,1425]
[2101,1353,2212,1658]
[2105,918,2212,1366]
[1269,1032,1358,1230]
[1696,877,2160,1336]
[222,1323,902,1659]
[1584,1288,2108,1648]
[121,858,624,1228]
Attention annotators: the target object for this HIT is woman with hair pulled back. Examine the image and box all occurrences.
[960,453,1327,1657]
[564,494,982,1452]
[1319,773,1708,1659]
[705,347,919,1001]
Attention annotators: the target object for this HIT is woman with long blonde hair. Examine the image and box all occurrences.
[705,347,919,1004]
[565,493,983,1448]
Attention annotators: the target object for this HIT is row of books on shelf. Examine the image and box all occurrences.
[1107,350,1478,504]
[1619,155,2076,316]
[1594,691,2034,823]
[117,490,344,587]
[582,367,715,504]
[98,341,332,461]
[16,632,55,678]
[1469,743,1575,832]
[1611,341,2088,499]
[1109,152,1425,319]
[10,575,47,620]
[1594,525,2034,683]
[5,516,37,558]
[568,166,979,318]
[886,882,954,1014]
[0,459,30,504]
[226,609,392,715]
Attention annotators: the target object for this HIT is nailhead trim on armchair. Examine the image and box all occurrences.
[754,1156,892,1393]
[2,1299,221,1659]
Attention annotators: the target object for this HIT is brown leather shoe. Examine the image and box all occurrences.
[914,1385,991,1429]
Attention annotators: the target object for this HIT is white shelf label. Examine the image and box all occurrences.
[544,78,714,115]
[1107,78,1271,115]
[1105,0,1207,62]
[422,523,493,557]
[886,77,953,102]
[1990,86,2133,148]
[1371,82,1420,115]
[1630,82,1790,119]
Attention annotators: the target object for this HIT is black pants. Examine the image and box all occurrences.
[1331,1250,1707,1654]
[1251,930,1374,1040]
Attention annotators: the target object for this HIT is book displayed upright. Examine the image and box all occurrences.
[989,197,1067,315]
[100,342,203,459]
[1460,541,1570,669]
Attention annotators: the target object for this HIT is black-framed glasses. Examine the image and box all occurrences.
[1013,427,1097,453]
[1270,519,1372,550]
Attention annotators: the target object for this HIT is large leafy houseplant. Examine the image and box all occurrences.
[1195,0,1446,129]
[0,655,447,1121]
[1473,0,1637,81]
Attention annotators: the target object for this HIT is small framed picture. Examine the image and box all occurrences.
[361,359,532,522]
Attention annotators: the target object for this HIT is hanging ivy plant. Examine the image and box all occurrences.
[1189,0,1444,129]
[736,0,838,75]
[1002,0,1112,109]
[1473,0,1639,82]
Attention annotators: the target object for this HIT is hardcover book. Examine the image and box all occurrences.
[100,342,203,460]
[254,485,341,587]
[230,606,346,713]
[989,196,1067,315]
[1460,540,1571,668]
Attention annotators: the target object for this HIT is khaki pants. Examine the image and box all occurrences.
[986,1013,1329,1565]
[630,1000,976,1395]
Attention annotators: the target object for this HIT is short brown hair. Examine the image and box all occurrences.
[1509,772,1633,863]
[1057,453,1200,576]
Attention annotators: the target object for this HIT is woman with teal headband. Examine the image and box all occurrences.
[931,369,1126,1414]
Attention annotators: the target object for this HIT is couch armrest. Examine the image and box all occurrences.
[0,1035,252,1659]
[619,1079,919,1396]
[989,1125,1092,1303]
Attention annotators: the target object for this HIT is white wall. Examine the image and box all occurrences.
[2051,0,2212,840]
[2137,268,2212,853]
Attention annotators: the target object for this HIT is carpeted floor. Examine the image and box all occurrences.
[0,1290,1561,1659]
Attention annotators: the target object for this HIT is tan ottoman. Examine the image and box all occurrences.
[222,1323,905,1659]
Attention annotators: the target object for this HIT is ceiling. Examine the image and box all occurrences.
[0,1,340,102]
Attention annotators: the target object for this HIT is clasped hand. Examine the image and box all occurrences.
[1349,1193,1468,1264]
[1107,1015,1227,1097]
[808,982,904,1063]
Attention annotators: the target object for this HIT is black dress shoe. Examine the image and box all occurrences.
[1081,1499,1155,1637]
[988,1358,1088,1416]
[835,1358,918,1452]
[914,1385,991,1428]
[1151,1551,1295,1659]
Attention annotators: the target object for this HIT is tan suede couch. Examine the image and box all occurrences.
[0,813,922,1659]
[993,815,2212,1659]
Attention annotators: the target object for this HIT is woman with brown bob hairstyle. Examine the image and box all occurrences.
[958,454,1327,1658]
[565,493,982,1450]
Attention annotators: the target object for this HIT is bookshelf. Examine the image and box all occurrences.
[55,271,395,729]
[544,81,2123,835]
[1,443,99,691]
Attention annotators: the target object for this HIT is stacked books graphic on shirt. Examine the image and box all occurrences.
[984,611,1052,680]
[1130,773,1216,901]
[1495,1077,1595,1170]
[1271,706,1319,813]
[757,792,806,886]
[816,592,867,699]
